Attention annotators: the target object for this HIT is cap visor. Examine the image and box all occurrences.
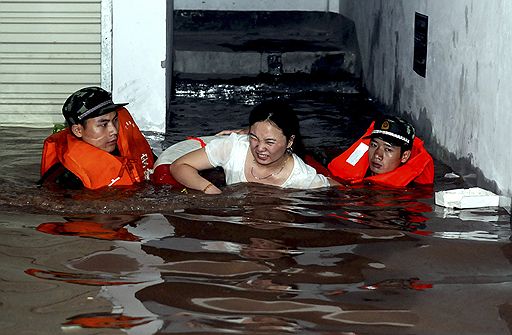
[364,134,405,147]
[86,102,128,119]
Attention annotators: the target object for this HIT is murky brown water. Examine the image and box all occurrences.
[1,83,511,334]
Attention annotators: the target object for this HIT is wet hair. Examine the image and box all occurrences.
[248,100,306,158]
[400,142,413,154]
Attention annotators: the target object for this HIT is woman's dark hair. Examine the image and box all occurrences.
[248,100,306,158]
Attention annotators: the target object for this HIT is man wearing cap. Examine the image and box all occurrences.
[39,86,155,190]
[328,115,434,187]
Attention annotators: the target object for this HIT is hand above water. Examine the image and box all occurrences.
[203,182,222,194]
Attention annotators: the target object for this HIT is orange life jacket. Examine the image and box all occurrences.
[328,122,434,187]
[40,108,154,190]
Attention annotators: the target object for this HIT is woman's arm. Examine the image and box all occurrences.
[171,148,222,194]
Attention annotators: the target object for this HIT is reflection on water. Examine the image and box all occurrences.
[1,86,511,334]
[27,212,423,333]
[13,199,512,334]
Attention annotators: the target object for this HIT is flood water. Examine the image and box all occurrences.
[1,79,512,335]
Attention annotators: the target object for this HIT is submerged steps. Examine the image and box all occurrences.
[173,10,361,80]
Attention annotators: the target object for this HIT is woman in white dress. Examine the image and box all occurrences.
[171,101,339,194]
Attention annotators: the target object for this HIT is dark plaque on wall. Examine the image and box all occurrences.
[413,12,428,77]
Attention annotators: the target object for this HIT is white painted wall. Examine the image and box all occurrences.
[174,0,340,13]
[110,0,167,132]
[339,0,512,196]
[101,0,112,92]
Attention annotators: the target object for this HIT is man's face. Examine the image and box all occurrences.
[71,111,119,153]
[368,137,411,174]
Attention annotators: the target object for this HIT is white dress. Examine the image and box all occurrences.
[205,133,330,189]
[153,136,217,168]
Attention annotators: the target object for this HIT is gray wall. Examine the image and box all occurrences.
[340,0,512,196]
[174,0,340,12]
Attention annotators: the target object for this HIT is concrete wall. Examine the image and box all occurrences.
[174,0,340,13]
[109,0,167,133]
[339,0,512,196]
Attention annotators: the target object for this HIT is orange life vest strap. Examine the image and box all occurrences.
[186,136,208,148]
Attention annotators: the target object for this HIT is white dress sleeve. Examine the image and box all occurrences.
[281,155,330,189]
[153,136,217,167]
[204,133,249,185]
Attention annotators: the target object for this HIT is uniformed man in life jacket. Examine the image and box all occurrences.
[39,87,155,190]
[328,115,434,187]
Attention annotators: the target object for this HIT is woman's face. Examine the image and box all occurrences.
[249,120,292,165]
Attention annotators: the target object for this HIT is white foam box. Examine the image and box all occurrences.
[435,187,500,209]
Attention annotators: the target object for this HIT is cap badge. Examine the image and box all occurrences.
[381,121,390,130]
